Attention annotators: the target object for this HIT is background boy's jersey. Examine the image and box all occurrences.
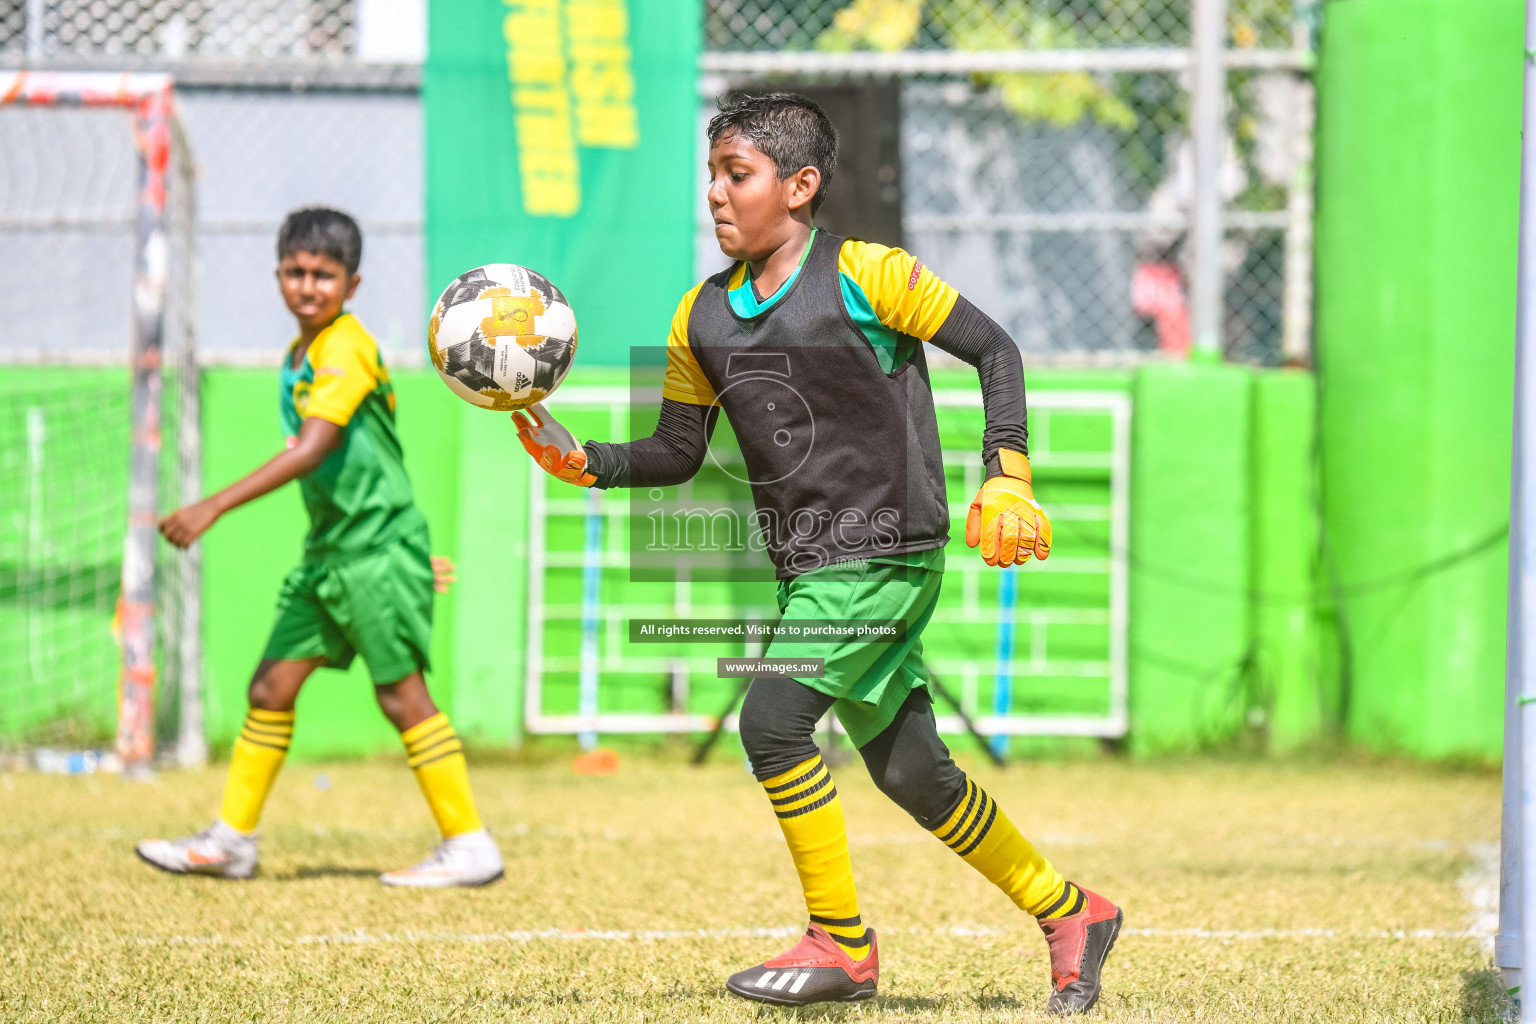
[663,231,957,578]
[280,313,424,560]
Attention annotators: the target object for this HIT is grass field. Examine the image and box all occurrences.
[0,750,1507,1022]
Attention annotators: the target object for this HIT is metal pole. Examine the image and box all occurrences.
[24,0,43,58]
[1506,551,1525,1000]
[170,115,206,769]
[1189,0,1227,358]
[1513,5,1536,1018]
[1280,76,1315,367]
[116,82,174,776]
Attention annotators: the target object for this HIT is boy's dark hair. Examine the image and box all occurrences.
[277,207,363,276]
[708,92,839,216]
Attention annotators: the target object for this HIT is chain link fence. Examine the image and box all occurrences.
[3,0,1312,365]
[0,0,354,59]
[176,89,423,365]
[700,0,1316,365]
[1,0,422,366]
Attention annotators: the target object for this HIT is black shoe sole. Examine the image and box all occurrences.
[1047,907,1123,1016]
[726,979,877,1007]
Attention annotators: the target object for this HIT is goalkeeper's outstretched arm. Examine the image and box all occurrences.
[581,399,717,488]
[513,398,717,489]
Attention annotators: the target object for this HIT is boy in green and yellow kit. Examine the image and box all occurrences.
[515,94,1122,1013]
[136,208,502,887]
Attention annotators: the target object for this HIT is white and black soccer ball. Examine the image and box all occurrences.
[427,263,577,411]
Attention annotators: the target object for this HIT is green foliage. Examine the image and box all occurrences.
[948,4,1138,130]
[811,0,1306,133]
[817,0,1139,130]
[814,0,924,52]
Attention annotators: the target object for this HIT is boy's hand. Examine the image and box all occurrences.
[966,449,1052,567]
[513,402,597,487]
[431,555,457,595]
[159,498,222,549]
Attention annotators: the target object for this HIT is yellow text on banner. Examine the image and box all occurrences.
[566,0,640,149]
[504,0,581,216]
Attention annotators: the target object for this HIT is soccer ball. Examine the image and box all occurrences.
[427,263,577,411]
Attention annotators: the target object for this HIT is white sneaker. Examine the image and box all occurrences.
[380,828,504,888]
[135,821,258,879]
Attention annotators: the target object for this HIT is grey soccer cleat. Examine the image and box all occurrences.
[1039,884,1123,1015]
[379,828,505,888]
[135,821,259,880]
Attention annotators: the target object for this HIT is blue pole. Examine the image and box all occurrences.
[991,567,1017,758]
[578,488,603,752]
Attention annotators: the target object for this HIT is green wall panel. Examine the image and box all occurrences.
[1316,0,1519,758]
[1128,363,1253,753]
[1251,370,1325,750]
[449,408,531,745]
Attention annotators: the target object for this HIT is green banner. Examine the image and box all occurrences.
[426,0,699,366]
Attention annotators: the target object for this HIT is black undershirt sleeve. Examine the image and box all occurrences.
[579,397,718,489]
[925,295,1029,476]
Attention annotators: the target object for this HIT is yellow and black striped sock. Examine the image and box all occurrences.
[929,776,1072,918]
[762,756,872,962]
[401,712,484,839]
[1035,880,1087,920]
[217,708,294,833]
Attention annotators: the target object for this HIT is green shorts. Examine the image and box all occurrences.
[767,548,944,748]
[261,523,434,682]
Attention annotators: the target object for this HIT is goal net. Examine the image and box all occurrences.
[0,71,201,771]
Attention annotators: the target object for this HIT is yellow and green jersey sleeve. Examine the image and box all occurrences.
[837,238,960,373]
[304,315,393,426]
[661,282,718,406]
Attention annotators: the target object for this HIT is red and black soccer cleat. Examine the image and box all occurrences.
[1038,884,1123,1015]
[725,923,879,1006]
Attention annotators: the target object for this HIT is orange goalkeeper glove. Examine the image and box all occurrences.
[965,448,1051,567]
[512,402,597,487]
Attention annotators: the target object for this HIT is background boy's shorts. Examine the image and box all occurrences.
[767,549,945,748]
[261,522,433,682]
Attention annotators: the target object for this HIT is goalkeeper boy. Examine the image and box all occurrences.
[514,94,1121,1012]
[135,208,503,887]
